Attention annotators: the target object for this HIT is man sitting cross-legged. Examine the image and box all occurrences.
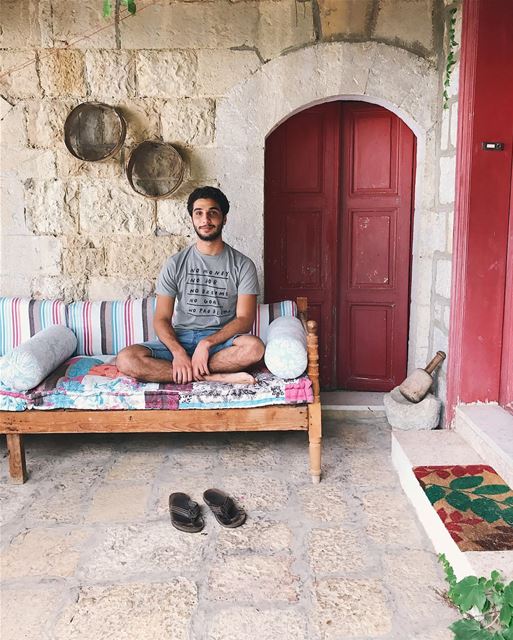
[116,186,264,385]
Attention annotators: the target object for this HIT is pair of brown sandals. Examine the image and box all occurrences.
[169,488,246,533]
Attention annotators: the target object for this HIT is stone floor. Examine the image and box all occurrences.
[0,411,457,640]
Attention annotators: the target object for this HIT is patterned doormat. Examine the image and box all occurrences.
[413,465,513,551]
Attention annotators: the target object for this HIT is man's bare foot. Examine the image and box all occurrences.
[203,372,256,385]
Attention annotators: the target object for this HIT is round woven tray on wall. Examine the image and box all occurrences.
[126,140,185,199]
[64,102,127,162]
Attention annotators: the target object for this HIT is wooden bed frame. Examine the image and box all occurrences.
[0,298,322,485]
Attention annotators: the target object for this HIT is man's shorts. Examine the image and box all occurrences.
[138,328,237,362]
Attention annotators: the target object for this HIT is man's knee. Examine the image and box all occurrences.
[234,336,265,363]
[116,345,149,377]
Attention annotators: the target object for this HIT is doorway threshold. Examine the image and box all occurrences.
[321,390,385,411]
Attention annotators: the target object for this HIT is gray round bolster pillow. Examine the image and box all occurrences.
[264,316,308,379]
[0,325,77,392]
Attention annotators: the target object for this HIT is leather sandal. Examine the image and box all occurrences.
[203,488,246,528]
[169,492,204,533]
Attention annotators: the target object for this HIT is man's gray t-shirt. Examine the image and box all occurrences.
[156,243,259,330]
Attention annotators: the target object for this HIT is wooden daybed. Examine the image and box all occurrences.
[1,298,322,485]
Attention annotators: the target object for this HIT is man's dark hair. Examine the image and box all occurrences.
[187,186,230,216]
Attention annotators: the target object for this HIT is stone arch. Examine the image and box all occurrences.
[215,41,439,370]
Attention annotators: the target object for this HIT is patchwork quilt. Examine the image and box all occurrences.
[0,356,313,412]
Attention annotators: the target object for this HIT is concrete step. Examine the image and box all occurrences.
[391,429,513,582]
[454,404,513,489]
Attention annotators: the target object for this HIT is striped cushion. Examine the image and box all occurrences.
[0,297,67,356]
[252,300,297,343]
[67,299,157,356]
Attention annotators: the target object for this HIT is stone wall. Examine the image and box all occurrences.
[1,0,455,402]
[428,0,462,410]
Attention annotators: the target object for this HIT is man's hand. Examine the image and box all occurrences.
[171,350,193,384]
[191,340,211,381]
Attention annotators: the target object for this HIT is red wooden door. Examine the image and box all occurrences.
[499,170,513,413]
[265,102,341,386]
[338,103,415,390]
[264,101,415,390]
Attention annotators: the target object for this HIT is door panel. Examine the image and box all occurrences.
[338,103,414,390]
[264,101,415,390]
[265,103,341,387]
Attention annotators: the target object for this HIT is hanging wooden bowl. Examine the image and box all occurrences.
[126,140,185,199]
[64,102,126,162]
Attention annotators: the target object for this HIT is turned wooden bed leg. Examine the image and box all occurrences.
[306,318,322,484]
[6,434,27,484]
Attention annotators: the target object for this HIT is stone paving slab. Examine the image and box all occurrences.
[0,413,457,639]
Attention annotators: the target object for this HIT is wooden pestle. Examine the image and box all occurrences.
[398,351,446,404]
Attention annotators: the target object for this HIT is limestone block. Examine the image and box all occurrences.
[161,98,215,146]
[80,521,207,579]
[314,578,392,638]
[384,387,441,430]
[450,101,458,147]
[318,0,372,39]
[25,179,79,234]
[206,608,308,640]
[297,483,348,522]
[418,209,448,253]
[51,2,116,49]
[361,489,426,546]
[0,95,13,120]
[179,147,220,183]
[1,235,62,276]
[0,586,66,640]
[216,520,292,555]
[61,236,106,277]
[0,273,31,297]
[87,277,155,301]
[256,0,315,61]
[54,581,197,640]
[121,3,259,50]
[157,197,193,237]
[308,527,370,574]
[0,528,89,578]
[435,256,452,298]
[39,49,86,97]
[0,174,30,235]
[446,209,454,252]
[56,149,124,179]
[440,106,450,151]
[0,103,27,148]
[79,183,155,235]
[443,304,451,330]
[0,50,40,98]
[365,44,437,131]
[448,59,459,99]
[439,156,456,204]
[31,274,87,302]
[207,555,299,602]
[105,236,188,278]
[219,474,289,512]
[197,49,260,97]
[374,0,434,54]
[25,98,74,148]
[85,483,151,523]
[117,99,162,146]
[85,50,136,101]
[0,0,43,48]
[135,50,197,98]
[0,148,56,180]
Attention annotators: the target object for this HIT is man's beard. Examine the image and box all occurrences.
[194,225,223,242]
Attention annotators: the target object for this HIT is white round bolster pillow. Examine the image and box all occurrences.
[264,316,308,379]
[0,325,77,391]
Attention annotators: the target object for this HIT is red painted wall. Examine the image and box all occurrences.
[447,0,513,420]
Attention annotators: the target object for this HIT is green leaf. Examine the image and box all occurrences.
[439,553,457,587]
[447,490,472,511]
[426,484,446,504]
[451,576,488,612]
[500,602,512,626]
[501,507,513,525]
[102,0,112,17]
[503,582,513,606]
[127,0,136,14]
[503,497,513,505]
[474,485,511,495]
[450,618,492,640]
[470,497,504,523]
[450,476,484,490]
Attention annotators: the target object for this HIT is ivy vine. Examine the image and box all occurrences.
[439,554,513,639]
[103,0,136,18]
[443,7,458,109]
